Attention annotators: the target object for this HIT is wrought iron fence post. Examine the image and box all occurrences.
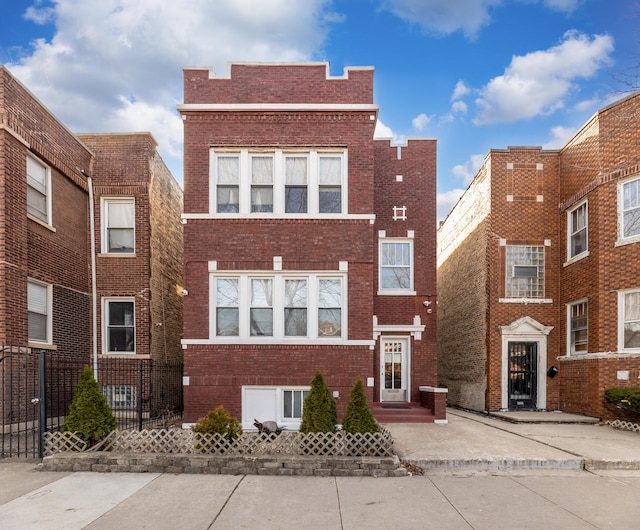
[38,350,47,459]
[138,359,143,431]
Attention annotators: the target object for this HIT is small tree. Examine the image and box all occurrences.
[192,405,243,441]
[342,377,379,434]
[300,370,337,433]
[61,366,117,446]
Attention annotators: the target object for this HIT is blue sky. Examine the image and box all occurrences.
[1,0,637,220]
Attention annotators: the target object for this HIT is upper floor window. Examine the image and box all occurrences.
[505,246,544,298]
[568,201,588,260]
[620,289,640,351]
[104,298,135,353]
[213,273,344,341]
[27,155,51,224]
[620,176,640,241]
[568,300,588,354]
[102,198,135,253]
[28,279,51,344]
[212,149,346,216]
[379,239,414,294]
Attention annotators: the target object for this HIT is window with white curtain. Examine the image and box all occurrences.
[620,176,640,241]
[28,280,51,343]
[212,274,344,340]
[27,155,50,224]
[568,201,588,260]
[211,149,346,215]
[620,289,640,351]
[102,198,135,253]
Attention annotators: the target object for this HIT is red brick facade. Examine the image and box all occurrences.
[0,67,183,369]
[438,92,640,419]
[180,63,438,427]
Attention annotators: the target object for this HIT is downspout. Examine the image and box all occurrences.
[87,173,99,380]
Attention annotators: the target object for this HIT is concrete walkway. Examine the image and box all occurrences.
[390,408,640,473]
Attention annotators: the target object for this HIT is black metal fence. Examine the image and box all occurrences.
[0,343,183,459]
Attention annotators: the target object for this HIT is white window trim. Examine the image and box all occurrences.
[241,385,311,430]
[566,299,588,356]
[102,297,136,354]
[209,271,348,344]
[617,175,640,246]
[619,288,640,353]
[378,237,415,295]
[566,200,589,264]
[26,153,52,226]
[209,148,348,217]
[100,197,136,254]
[27,279,52,345]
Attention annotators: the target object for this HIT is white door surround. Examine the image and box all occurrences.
[499,316,553,411]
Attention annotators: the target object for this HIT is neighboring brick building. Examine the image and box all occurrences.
[437,91,640,419]
[0,67,183,417]
[179,62,440,428]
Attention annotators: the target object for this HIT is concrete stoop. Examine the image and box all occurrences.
[40,452,408,477]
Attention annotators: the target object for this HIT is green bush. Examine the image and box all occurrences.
[342,377,379,434]
[604,387,640,422]
[61,366,117,446]
[300,370,337,433]
[192,405,243,441]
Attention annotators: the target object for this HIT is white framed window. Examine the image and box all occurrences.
[28,280,51,344]
[505,246,545,298]
[103,298,135,353]
[567,201,588,260]
[242,386,310,429]
[283,389,310,419]
[212,273,345,341]
[567,300,588,354]
[103,385,136,410]
[620,176,640,242]
[27,154,51,224]
[102,197,135,253]
[619,289,640,351]
[211,149,346,215]
[379,239,414,294]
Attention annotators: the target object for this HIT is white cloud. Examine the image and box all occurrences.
[412,113,432,131]
[473,31,614,125]
[542,125,575,149]
[437,188,466,223]
[542,0,582,13]
[374,119,395,139]
[451,80,470,101]
[380,0,502,39]
[451,100,468,114]
[451,154,485,186]
[6,0,338,184]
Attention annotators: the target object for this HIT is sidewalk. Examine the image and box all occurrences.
[389,408,640,473]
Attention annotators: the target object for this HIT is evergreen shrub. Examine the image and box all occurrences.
[192,405,243,441]
[342,377,379,434]
[61,366,117,446]
[604,387,640,422]
[299,370,337,433]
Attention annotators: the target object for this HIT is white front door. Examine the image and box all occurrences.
[380,337,409,402]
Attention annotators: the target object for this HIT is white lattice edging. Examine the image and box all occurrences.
[606,419,640,433]
[43,426,395,457]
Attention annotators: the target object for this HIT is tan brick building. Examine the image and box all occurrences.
[437,91,640,419]
[0,67,183,413]
[179,63,441,428]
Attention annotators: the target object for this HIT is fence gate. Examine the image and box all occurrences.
[1,344,183,459]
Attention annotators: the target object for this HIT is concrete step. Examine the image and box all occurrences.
[372,403,435,424]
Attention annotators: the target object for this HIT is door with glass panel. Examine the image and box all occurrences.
[380,337,408,402]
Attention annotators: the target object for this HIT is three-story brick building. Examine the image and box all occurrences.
[179,63,440,428]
